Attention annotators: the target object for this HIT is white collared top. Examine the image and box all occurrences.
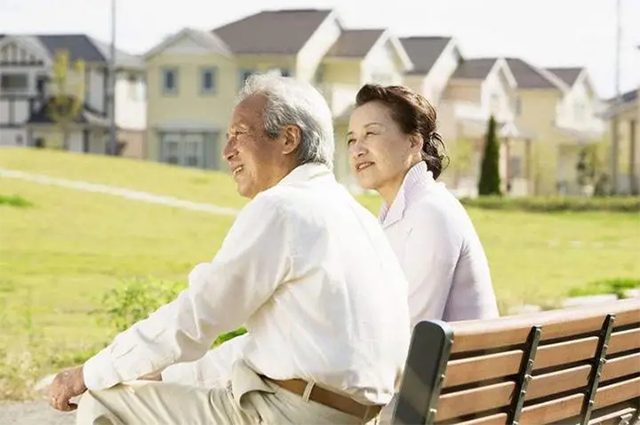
[83,163,411,405]
[379,161,499,326]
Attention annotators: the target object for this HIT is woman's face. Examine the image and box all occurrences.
[347,101,422,198]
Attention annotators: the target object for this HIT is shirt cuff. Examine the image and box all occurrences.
[83,347,122,391]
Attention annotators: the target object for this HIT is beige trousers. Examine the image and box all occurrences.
[76,360,380,425]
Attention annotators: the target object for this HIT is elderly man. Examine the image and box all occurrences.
[49,74,411,425]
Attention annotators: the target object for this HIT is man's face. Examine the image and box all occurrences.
[223,95,288,199]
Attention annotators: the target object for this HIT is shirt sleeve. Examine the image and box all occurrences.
[83,194,292,391]
[160,333,251,388]
[401,206,462,327]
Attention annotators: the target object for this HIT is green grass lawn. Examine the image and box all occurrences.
[0,147,638,400]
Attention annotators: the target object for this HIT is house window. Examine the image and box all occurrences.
[162,68,178,94]
[200,67,217,94]
[515,97,522,116]
[280,68,291,77]
[1,73,28,92]
[36,76,48,96]
[238,68,256,88]
[160,132,218,169]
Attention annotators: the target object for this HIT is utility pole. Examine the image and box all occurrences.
[610,0,621,194]
[108,0,117,155]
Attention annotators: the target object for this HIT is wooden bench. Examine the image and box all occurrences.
[391,298,640,425]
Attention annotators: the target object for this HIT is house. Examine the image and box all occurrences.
[144,9,338,171]
[324,28,413,184]
[0,34,146,158]
[601,86,639,194]
[506,60,605,195]
[143,8,412,179]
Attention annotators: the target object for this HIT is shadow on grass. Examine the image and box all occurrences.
[568,277,640,298]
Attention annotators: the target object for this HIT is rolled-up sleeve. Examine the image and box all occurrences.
[83,194,291,390]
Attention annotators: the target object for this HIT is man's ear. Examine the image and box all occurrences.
[281,125,302,155]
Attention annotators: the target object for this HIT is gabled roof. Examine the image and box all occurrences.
[212,9,333,55]
[144,28,232,60]
[451,58,497,80]
[546,67,583,87]
[505,58,566,90]
[399,36,452,75]
[326,29,385,58]
[0,34,144,69]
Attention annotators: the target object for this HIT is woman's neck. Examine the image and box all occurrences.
[379,159,423,207]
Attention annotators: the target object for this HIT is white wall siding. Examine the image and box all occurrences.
[296,16,341,84]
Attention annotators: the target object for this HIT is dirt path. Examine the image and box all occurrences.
[0,168,239,216]
[0,401,75,425]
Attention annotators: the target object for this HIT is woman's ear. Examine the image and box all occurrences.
[410,133,424,153]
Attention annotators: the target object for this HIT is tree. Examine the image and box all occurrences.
[47,49,85,150]
[478,115,502,196]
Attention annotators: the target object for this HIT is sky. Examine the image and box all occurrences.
[1,0,639,99]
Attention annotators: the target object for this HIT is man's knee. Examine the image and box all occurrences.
[76,389,119,425]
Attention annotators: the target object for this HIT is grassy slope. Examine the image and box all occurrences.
[0,147,638,398]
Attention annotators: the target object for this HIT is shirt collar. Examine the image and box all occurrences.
[379,161,433,228]
[277,162,333,187]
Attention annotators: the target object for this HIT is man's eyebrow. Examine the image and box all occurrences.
[365,122,383,128]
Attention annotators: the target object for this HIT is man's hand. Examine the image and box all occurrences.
[48,366,87,412]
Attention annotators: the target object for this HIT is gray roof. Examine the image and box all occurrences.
[451,58,497,80]
[3,34,143,69]
[399,37,451,75]
[546,67,583,86]
[326,29,384,58]
[505,58,560,89]
[213,9,332,55]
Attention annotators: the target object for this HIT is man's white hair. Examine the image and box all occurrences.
[237,73,334,170]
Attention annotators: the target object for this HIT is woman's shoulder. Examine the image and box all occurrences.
[405,184,475,233]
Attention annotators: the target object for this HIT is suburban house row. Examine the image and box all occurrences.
[0,8,638,196]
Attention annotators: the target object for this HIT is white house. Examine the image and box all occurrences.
[0,34,146,158]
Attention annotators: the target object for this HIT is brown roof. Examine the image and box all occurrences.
[545,67,583,86]
[326,29,385,58]
[505,58,560,89]
[212,9,332,55]
[451,58,497,80]
[400,36,451,75]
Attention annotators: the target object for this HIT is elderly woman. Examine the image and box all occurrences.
[346,84,499,326]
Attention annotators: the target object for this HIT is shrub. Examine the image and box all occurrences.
[0,194,32,208]
[460,196,640,213]
[568,277,640,299]
[101,277,246,346]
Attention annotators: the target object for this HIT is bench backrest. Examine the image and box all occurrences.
[391,298,640,425]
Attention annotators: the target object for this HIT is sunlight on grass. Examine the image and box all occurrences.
[0,147,248,208]
[0,148,639,400]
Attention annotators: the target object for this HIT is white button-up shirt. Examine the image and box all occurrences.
[380,161,499,326]
[83,163,411,405]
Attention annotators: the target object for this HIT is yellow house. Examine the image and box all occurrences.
[143,8,412,184]
[602,87,639,194]
[144,9,344,171]
[505,60,605,195]
[322,28,413,185]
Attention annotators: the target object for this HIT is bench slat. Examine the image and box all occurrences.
[450,299,640,353]
[535,336,598,369]
[435,381,514,421]
[519,393,585,425]
[600,352,640,382]
[608,327,640,355]
[456,413,508,425]
[443,349,523,388]
[593,376,640,410]
[527,364,591,401]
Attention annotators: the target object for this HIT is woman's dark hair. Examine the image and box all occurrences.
[355,84,449,179]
